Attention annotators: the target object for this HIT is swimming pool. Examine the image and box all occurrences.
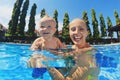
[0,43,120,80]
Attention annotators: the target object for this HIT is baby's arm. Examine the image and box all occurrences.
[30,38,42,50]
[48,38,66,55]
[56,38,66,48]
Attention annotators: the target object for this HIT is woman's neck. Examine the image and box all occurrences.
[75,42,90,49]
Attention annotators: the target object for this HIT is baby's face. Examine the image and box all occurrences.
[69,21,88,45]
[39,20,56,39]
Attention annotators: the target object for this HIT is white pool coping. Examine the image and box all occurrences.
[0,42,31,45]
[92,42,120,46]
[1,42,120,46]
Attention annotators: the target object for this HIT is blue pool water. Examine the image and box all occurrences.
[0,43,120,80]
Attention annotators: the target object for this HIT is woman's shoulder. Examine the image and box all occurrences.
[71,45,75,49]
[71,44,97,54]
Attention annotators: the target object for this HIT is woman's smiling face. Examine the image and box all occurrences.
[69,19,88,45]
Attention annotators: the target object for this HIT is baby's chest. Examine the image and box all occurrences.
[44,42,58,49]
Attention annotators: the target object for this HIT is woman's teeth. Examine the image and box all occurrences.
[74,35,82,41]
[75,36,81,39]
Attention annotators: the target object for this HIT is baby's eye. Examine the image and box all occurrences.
[71,27,76,31]
[48,26,51,28]
[40,26,45,28]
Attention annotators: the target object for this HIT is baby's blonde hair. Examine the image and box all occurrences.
[39,14,56,26]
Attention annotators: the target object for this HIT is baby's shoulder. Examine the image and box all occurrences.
[52,37,60,41]
[53,37,59,39]
[35,37,43,41]
[33,37,44,44]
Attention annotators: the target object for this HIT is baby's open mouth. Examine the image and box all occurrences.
[43,32,50,34]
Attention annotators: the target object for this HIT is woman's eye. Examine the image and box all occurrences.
[79,28,84,31]
[71,27,76,31]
